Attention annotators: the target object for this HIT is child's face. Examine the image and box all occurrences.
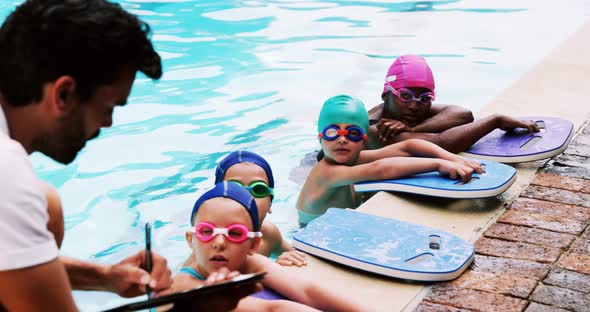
[225,163,272,221]
[385,87,432,127]
[186,197,260,276]
[320,123,366,165]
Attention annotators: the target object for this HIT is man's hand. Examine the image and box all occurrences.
[436,159,476,184]
[377,118,413,142]
[103,250,172,298]
[276,250,307,267]
[497,115,541,134]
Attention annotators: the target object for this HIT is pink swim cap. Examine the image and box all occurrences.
[382,55,435,96]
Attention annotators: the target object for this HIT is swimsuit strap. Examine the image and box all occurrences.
[179,267,206,281]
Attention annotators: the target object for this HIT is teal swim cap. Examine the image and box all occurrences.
[317,95,369,134]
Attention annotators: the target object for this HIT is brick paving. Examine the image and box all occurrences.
[416,120,590,312]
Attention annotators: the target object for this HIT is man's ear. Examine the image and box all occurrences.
[50,76,77,114]
[248,237,262,255]
[185,230,194,248]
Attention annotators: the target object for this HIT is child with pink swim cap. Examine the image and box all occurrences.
[368,55,540,152]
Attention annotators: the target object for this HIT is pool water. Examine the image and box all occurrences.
[2,0,589,310]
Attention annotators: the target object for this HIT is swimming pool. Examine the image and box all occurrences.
[2,0,589,310]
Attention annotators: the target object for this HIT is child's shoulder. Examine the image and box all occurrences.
[261,220,281,239]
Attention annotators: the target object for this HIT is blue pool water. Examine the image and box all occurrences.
[2,0,590,310]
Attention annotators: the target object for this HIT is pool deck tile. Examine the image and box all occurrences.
[418,122,590,311]
[530,285,590,311]
[497,209,585,235]
[435,270,537,298]
[569,237,590,255]
[524,302,571,312]
[483,222,574,249]
[557,252,590,275]
[423,286,528,312]
[475,237,562,264]
[543,268,590,293]
[542,165,590,180]
[470,255,550,280]
[521,185,590,208]
[415,302,475,312]
[531,173,590,194]
[507,198,590,223]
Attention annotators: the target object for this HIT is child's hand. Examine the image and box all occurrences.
[451,155,484,174]
[204,267,241,285]
[377,118,412,141]
[276,250,308,267]
[497,115,540,134]
[437,159,475,184]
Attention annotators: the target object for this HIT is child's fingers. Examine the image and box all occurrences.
[276,259,293,266]
[290,252,307,264]
[227,270,240,280]
[205,267,237,285]
[459,168,471,183]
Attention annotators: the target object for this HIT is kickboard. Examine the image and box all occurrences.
[353,160,516,198]
[461,116,574,163]
[292,209,474,282]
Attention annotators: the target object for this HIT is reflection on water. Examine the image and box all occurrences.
[1,0,589,310]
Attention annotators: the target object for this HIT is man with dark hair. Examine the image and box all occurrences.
[0,1,253,311]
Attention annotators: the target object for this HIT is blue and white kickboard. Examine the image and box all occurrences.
[461,116,574,163]
[353,160,516,198]
[293,209,474,281]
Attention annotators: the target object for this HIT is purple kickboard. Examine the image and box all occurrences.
[463,116,573,163]
[251,288,284,300]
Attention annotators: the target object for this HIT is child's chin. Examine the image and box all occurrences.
[330,155,353,165]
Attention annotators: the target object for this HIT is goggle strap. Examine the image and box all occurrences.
[248,231,263,238]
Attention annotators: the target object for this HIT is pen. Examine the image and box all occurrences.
[145,222,152,299]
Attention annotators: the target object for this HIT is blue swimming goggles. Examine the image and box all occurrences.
[318,125,367,142]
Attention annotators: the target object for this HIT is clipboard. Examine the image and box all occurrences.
[103,272,266,312]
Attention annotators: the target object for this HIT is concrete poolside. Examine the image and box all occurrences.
[285,19,590,312]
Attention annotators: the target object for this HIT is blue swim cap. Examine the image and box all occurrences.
[317,95,369,134]
[190,181,260,231]
[215,150,275,190]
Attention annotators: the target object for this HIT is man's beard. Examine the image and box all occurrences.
[32,107,96,165]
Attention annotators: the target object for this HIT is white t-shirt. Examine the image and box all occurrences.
[0,107,58,270]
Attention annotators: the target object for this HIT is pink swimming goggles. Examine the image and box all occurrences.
[195,222,263,243]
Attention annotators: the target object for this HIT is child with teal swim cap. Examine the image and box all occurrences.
[296,94,484,225]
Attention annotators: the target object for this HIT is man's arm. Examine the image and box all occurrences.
[0,259,78,312]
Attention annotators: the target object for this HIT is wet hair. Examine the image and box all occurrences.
[0,0,162,106]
